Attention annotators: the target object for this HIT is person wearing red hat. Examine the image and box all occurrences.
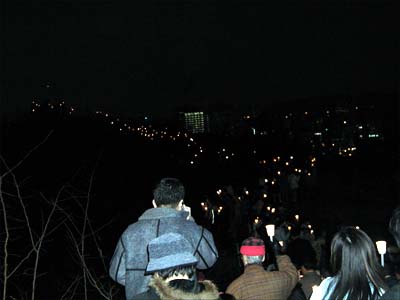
[226,237,298,300]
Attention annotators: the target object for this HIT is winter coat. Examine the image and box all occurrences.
[131,275,221,300]
[380,284,400,300]
[109,207,218,300]
[226,255,298,300]
[299,271,321,299]
[310,277,386,300]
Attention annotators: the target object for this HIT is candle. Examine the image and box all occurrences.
[265,224,275,242]
[376,241,386,267]
[295,215,299,221]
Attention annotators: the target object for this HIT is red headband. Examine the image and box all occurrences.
[240,245,265,256]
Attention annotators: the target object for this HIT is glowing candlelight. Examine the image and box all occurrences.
[288,225,292,231]
[376,241,386,267]
[265,224,275,242]
[295,215,299,221]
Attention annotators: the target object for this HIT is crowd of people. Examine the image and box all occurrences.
[109,177,400,300]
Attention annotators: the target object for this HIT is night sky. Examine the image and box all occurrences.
[3,1,397,115]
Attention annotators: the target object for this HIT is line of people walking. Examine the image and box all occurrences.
[109,177,400,300]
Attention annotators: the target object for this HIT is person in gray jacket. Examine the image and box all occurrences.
[109,178,219,300]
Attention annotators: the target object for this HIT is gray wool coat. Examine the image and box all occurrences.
[109,207,219,300]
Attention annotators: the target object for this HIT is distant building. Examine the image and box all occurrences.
[180,112,209,134]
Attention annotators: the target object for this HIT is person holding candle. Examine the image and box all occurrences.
[226,237,298,300]
[310,227,387,300]
[381,206,400,300]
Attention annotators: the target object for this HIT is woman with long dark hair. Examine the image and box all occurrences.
[310,227,387,300]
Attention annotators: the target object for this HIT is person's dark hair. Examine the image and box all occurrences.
[156,264,196,281]
[389,206,400,247]
[328,227,387,300]
[302,255,317,270]
[153,178,185,206]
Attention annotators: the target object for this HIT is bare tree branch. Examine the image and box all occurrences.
[0,176,10,300]
[31,187,64,300]
[0,130,54,178]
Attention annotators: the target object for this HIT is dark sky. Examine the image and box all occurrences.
[3,1,397,115]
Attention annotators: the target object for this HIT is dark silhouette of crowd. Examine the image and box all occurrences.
[109,177,400,300]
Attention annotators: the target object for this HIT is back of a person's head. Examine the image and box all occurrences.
[153,178,185,206]
[240,237,265,266]
[302,255,317,271]
[329,227,387,300]
[389,206,400,247]
[157,265,196,281]
[287,237,316,269]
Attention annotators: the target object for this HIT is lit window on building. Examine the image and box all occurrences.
[183,112,207,134]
